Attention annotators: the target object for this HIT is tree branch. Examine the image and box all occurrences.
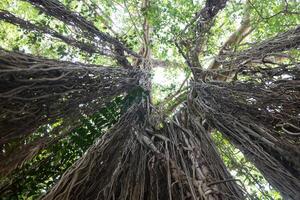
[176,0,228,80]
[0,10,111,56]
[24,0,140,68]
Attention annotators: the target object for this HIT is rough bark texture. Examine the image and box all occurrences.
[41,103,245,200]
[180,5,300,198]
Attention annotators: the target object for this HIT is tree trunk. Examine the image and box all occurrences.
[41,102,245,200]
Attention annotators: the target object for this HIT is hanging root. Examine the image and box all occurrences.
[0,49,144,177]
[0,117,81,176]
[0,49,142,145]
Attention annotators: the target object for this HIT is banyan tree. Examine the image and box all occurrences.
[0,0,299,199]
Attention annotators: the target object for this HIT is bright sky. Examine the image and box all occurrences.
[152,67,186,85]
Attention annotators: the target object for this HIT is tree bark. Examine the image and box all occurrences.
[41,103,245,200]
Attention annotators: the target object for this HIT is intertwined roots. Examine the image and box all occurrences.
[0,49,142,145]
[42,103,244,200]
[191,63,300,199]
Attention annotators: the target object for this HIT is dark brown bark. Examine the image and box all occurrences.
[41,103,245,200]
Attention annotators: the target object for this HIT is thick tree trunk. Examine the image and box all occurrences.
[1,0,298,199]
[41,103,244,200]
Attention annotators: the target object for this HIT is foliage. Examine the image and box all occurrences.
[0,96,126,199]
[212,131,282,199]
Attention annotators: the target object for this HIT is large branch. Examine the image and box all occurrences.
[207,2,252,71]
[218,25,300,68]
[133,0,152,70]
[176,0,228,79]
[24,0,139,68]
[0,10,113,56]
[0,48,143,146]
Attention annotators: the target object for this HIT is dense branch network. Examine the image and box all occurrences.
[217,25,300,70]
[22,0,139,68]
[176,0,228,78]
[0,10,111,56]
